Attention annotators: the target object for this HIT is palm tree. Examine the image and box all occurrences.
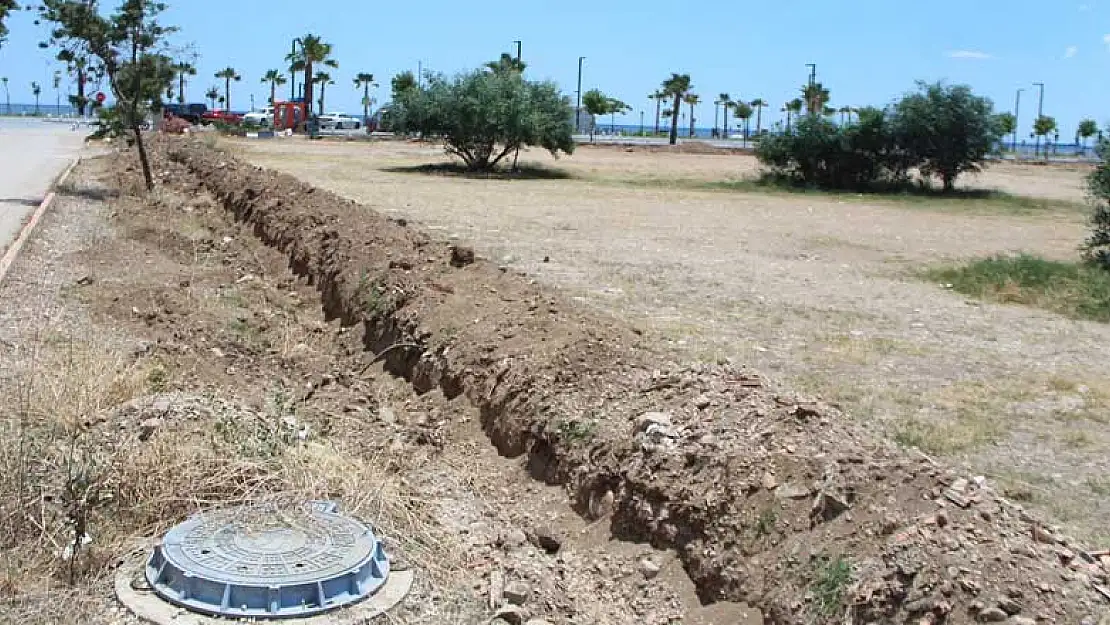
[649,90,665,135]
[31,81,41,115]
[837,105,852,125]
[1078,118,1098,153]
[172,61,196,104]
[214,67,241,111]
[2,76,9,115]
[713,93,729,137]
[353,72,376,125]
[802,82,830,115]
[286,34,338,122]
[313,71,335,114]
[661,74,691,145]
[718,93,733,137]
[683,93,700,138]
[750,98,767,137]
[205,86,219,110]
[261,69,286,108]
[784,98,803,132]
[733,101,753,146]
[485,53,526,74]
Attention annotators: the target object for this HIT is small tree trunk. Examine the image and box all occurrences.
[303,62,314,130]
[133,124,154,191]
[78,70,87,116]
[688,102,695,138]
[668,93,681,145]
[178,74,185,105]
[225,77,231,111]
[755,106,762,136]
[942,172,955,192]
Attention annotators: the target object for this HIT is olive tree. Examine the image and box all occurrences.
[0,0,17,47]
[40,0,176,190]
[390,69,574,172]
[890,81,1001,191]
[1084,137,1110,270]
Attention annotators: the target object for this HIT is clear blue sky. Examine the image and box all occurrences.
[0,0,1107,137]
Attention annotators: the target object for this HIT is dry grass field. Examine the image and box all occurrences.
[230,137,1110,544]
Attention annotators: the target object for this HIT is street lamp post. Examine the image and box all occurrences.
[514,40,522,63]
[290,38,302,101]
[1013,88,1023,156]
[806,63,816,87]
[575,56,585,134]
[1033,82,1045,158]
[640,110,644,136]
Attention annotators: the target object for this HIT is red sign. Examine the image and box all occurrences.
[95,92,106,103]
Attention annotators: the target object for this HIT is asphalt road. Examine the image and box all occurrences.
[0,118,86,251]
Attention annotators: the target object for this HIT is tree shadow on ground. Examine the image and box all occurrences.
[54,182,119,202]
[381,162,576,181]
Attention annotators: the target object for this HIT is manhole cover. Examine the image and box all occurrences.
[145,501,391,619]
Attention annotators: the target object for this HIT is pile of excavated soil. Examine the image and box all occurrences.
[140,136,1108,624]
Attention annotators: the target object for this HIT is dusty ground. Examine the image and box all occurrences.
[230,138,1110,546]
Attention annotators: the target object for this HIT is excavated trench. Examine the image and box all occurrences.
[156,138,1108,625]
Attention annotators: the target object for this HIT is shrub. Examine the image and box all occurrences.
[389,69,574,171]
[890,81,1002,190]
[1084,139,1110,270]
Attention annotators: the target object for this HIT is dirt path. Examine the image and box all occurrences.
[0,156,749,625]
[231,139,1110,546]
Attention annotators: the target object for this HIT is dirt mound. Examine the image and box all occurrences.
[144,136,1108,624]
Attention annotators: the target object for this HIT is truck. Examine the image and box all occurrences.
[163,103,207,124]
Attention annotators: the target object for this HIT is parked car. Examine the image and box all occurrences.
[163,103,207,124]
[200,109,244,125]
[318,112,361,130]
[241,111,272,127]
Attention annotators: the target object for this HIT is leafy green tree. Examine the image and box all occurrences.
[313,70,333,113]
[286,33,337,122]
[171,60,194,104]
[661,73,691,145]
[1032,115,1057,158]
[41,0,176,190]
[606,97,630,133]
[58,49,94,114]
[1078,118,1099,150]
[750,98,767,135]
[582,88,609,141]
[390,68,573,172]
[204,85,218,109]
[683,92,699,137]
[995,112,1016,137]
[784,98,803,132]
[391,70,416,101]
[353,72,375,123]
[1085,140,1110,269]
[890,81,1001,190]
[31,81,41,114]
[0,0,17,47]
[802,82,830,115]
[214,66,240,111]
[261,69,285,109]
[732,100,753,142]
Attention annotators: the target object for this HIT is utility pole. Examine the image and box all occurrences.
[1033,82,1044,158]
[514,40,522,63]
[290,38,302,101]
[575,56,585,134]
[1013,88,1023,156]
[806,63,816,86]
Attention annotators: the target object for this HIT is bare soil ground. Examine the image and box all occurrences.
[230,138,1110,547]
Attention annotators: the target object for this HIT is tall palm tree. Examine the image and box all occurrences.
[286,34,338,122]
[750,98,767,137]
[784,98,803,132]
[719,93,734,137]
[733,101,753,146]
[649,90,665,135]
[31,81,41,114]
[353,72,376,124]
[313,71,335,114]
[661,74,691,145]
[205,86,219,110]
[801,82,830,115]
[261,69,286,110]
[837,105,852,125]
[172,61,196,104]
[214,67,241,111]
[485,53,526,74]
[713,93,729,137]
[683,93,700,138]
[1,76,9,115]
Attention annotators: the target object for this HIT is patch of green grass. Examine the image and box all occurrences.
[355,271,397,320]
[556,419,597,442]
[755,507,777,537]
[926,254,1110,322]
[810,555,852,619]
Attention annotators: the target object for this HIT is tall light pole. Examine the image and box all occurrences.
[639,110,644,135]
[575,56,585,133]
[290,37,302,101]
[806,63,816,86]
[1033,82,1045,158]
[1013,88,1023,155]
[513,40,522,63]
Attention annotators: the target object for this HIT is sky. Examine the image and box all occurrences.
[0,0,1108,137]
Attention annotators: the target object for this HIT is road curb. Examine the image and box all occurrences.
[0,156,81,284]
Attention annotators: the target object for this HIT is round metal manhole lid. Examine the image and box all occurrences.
[146,501,390,618]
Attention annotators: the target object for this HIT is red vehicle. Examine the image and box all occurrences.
[200,109,244,125]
